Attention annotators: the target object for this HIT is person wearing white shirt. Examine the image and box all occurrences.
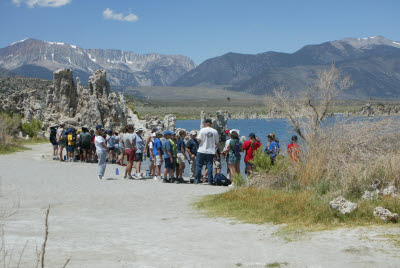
[94,125,108,180]
[195,119,219,184]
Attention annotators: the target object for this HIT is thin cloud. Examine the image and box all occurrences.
[12,0,71,7]
[103,8,139,22]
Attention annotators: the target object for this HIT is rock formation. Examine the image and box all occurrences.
[43,68,170,135]
[374,207,399,222]
[329,196,357,215]
[200,110,229,141]
[359,103,400,117]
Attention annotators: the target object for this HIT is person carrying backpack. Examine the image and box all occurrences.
[49,126,59,160]
[224,130,242,180]
[242,133,261,175]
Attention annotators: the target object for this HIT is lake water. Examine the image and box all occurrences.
[176,119,296,178]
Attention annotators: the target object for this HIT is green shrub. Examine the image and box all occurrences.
[232,173,246,187]
[21,118,42,138]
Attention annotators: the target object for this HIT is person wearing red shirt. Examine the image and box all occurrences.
[287,135,300,161]
[242,133,261,175]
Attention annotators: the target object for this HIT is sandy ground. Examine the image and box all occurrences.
[1,144,400,268]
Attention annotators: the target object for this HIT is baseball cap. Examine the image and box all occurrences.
[249,133,256,138]
[96,125,104,130]
[151,133,156,137]
[190,130,197,135]
[224,129,230,134]
[204,119,212,124]
[155,130,163,136]
[164,130,171,136]
[137,128,144,132]
[152,128,158,132]
[230,129,240,135]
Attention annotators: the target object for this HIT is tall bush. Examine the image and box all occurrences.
[21,118,42,138]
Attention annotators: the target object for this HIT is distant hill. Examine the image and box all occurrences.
[173,36,400,98]
[0,38,196,87]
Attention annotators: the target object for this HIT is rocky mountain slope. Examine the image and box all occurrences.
[0,38,196,87]
[173,36,400,98]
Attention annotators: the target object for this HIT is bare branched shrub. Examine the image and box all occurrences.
[0,113,21,150]
[257,65,400,198]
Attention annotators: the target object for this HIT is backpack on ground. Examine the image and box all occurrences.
[214,173,231,186]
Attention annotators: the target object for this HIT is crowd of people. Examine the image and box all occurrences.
[49,119,300,184]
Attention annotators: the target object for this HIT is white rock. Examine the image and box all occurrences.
[329,196,358,214]
[361,190,378,201]
[382,186,398,197]
[373,207,399,222]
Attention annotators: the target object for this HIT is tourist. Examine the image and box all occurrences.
[148,133,156,176]
[117,127,126,166]
[162,131,175,183]
[265,134,279,165]
[287,135,300,162]
[56,123,66,161]
[90,129,96,162]
[80,127,91,163]
[242,133,262,175]
[185,130,199,182]
[122,125,136,179]
[133,128,145,178]
[153,131,164,180]
[94,125,108,180]
[49,125,59,160]
[67,129,76,162]
[222,129,231,179]
[270,132,280,154]
[106,130,116,164]
[170,133,179,182]
[224,130,242,180]
[144,128,158,175]
[176,130,188,182]
[195,119,219,185]
[76,129,82,161]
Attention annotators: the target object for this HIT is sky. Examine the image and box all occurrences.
[1,0,399,64]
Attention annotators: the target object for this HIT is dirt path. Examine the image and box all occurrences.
[1,144,399,267]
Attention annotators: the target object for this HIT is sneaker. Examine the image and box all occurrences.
[174,179,181,184]
[98,176,103,180]
[124,175,127,179]
[136,173,142,179]
[153,176,158,180]
[128,175,135,180]
[162,178,169,183]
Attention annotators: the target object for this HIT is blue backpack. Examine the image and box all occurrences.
[214,173,231,186]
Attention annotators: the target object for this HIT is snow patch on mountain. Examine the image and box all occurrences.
[9,39,28,46]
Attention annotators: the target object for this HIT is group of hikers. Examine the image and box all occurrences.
[49,119,300,184]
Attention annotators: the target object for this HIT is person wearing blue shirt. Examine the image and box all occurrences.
[176,130,188,182]
[153,131,164,180]
[162,131,174,182]
[265,134,279,165]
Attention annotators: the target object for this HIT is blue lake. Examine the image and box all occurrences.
[176,119,297,178]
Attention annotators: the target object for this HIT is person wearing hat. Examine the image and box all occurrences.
[67,129,76,162]
[195,119,219,184]
[185,130,198,182]
[287,135,300,162]
[133,128,145,178]
[242,133,262,175]
[106,130,116,164]
[176,130,188,182]
[152,130,164,180]
[224,130,242,180]
[148,132,157,176]
[80,127,91,163]
[222,129,231,179]
[56,123,66,161]
[122,124,136,179]
[265,134,279,165]
[95,125,108,179]
[162,130,175,183]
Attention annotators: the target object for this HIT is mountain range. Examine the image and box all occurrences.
[1,36,400,99]
[0,38,196,86]
[173,36,400,98]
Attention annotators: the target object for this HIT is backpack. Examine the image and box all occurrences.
[50,128,57,143]
[231,139,241,156]
[214,173,231,186]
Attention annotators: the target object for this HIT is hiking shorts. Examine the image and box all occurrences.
[59,138,66,147]
[228,154,241,164]
[81,143,90,150]
[136,153,143,162]
[213,160,221,169]
[66,145,75,153]
[126,149,136,162]
[164,158,174,170]
[177,153,186,163]
[155,155,162,166]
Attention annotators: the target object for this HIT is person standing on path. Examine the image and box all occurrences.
[152,131,164,180]
[95,125,108,180]
[80,127,91,163]
[49,125,59,160]
[162,131,175,183]
[224,130,242,180]
[144,128,158,176]
[186,130,199,182]
[117,127,127,166]
[176,130,188,181]
[133,128,145,178]
[122,125,136,179]
[195,119,219,185]
[56,123,66,161]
